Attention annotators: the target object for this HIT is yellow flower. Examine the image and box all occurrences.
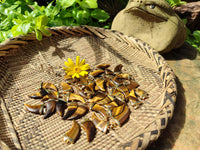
[63,56,90,78]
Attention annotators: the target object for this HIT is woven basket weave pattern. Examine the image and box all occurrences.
[0,26,176,150]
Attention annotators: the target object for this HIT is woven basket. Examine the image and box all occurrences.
[0,26,177,150]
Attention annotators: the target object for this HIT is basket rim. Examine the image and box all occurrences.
[0,25,177,150]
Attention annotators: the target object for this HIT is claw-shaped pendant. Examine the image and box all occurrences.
[81,119,96,142]
[92,112,109,134]
[43,100,56,119]
[24,104,44,114]
[63,120,80,144]
[56,100,66,117]
[112,104,130,127]
[68,105,88,120]
[62,102,78,120]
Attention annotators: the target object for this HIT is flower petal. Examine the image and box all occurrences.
[72,73,80,78]
[67,71,74,76]
[64,56,90,78]
[79,59,85,66]
[79,71,88,76]
[63,67,72,71]
[66,58,75,67]
[64,62,69,67]
[76,56,80,66]
[80,64,90,71]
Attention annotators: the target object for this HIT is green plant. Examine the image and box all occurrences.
[165,0,187,7]
[0,0,5,3]
[181,18,200,54]
[0,0,110,43]
[186,30,200,53]
[164,0,200,54]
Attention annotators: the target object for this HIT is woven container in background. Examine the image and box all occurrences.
[0,26,177,150]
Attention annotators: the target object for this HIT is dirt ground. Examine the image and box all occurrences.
[147,43,200,150]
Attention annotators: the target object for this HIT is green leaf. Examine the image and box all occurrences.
[21,22,31,34]
[63,17,75,26]
[35,15,48,29]
[186,28,191,36]
[35,29,42,40]
[0,31,6,42]
[173,0,179,4]
[52,3,61,16]
[73,9,90,25]
[49,18,63,26]
[6,0,16,5]
[0,0,5,4]
[0,4,5,15]
[179,1,187,5]
[57,0,76,8]
[193,30,200,40]
[0,0,111,43]
[192,44,198,48]
[39,26,51,36]
[17,6,21,14]
[13,18,22,25]
[64,12,73,18]
[58,8,73,18]
[45,2,60,17]
[31,3,46,16]
[0,18,10,30]
[11,24,23,37]
[25,0,33,4]
[91,9,109,22]
[45,2,53,16]
[165,0,174,5]
[103,23,111,29]
[24,10,29,16]
[5,30,13,38]
[80,0,98,9]
[182,18,187,25]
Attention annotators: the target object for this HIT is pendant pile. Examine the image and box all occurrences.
[24,64,148,143]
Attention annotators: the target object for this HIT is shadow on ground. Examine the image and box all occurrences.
[162,42,198,60]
